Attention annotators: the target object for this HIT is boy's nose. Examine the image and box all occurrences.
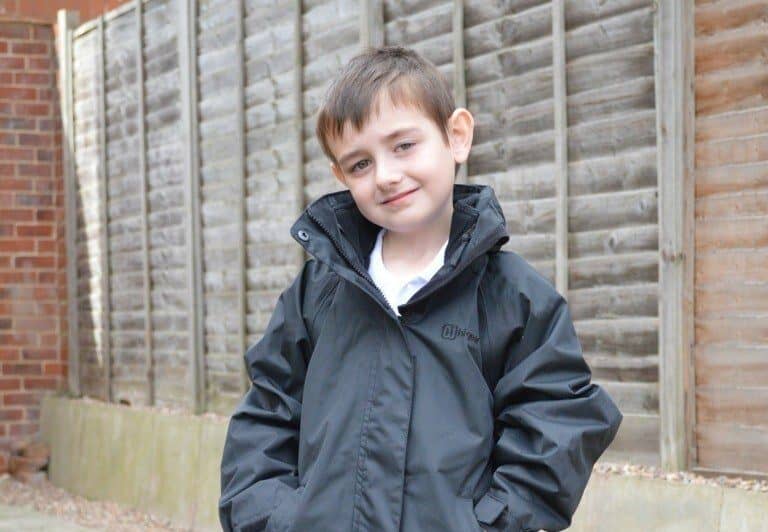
[375,163,404,189]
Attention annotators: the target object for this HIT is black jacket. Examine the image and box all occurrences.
[219,183,623,532]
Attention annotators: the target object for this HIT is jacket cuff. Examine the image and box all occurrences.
[475,493,526,532]
[265,485,305,532]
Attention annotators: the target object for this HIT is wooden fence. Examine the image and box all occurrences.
[55,0,766,478]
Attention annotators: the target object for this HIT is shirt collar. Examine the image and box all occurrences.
[370,228,449,284]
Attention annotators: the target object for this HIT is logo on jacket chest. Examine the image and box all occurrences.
[441,323,479,343]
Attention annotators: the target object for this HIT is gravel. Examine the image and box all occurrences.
[595,461,768,492]
[0,474,190,531]
[0,461,765,531]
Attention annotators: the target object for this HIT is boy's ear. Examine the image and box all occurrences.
[448,107,474,165]
[330,161,347,188]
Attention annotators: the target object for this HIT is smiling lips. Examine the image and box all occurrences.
[382,188,418,204]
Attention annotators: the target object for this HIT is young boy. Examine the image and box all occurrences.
[219,46,622,532]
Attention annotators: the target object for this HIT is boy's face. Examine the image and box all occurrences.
[328,92,474,236]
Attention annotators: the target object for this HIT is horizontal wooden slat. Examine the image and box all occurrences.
[695,315,768,345]
[695,133,768,168]
[694,188,768,219]
[569,283,657,321]
[602,412,659,466]
[577,317,658,355]
[598,380,659,415]
[695,0,768,37]
[695,248,768,283]
[695,105,768,142]
[696,386,768,426]
[694,344,768,387]
[696,422,768,473]
[695,281,768,316]
[695,216,768,251]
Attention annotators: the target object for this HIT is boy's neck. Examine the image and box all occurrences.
[380,201,453,278]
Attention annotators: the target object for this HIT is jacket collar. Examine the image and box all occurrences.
[290,183,509,313]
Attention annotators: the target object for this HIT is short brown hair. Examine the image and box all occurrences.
[315,45,460,177]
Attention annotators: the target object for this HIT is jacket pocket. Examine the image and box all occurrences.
[458,496,483,532]
[265,485,305,532]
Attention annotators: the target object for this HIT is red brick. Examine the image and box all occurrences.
[0,72,12,84]
[0,271,34,283]
[3,392,40,406]
[36,240,55,253]
[0,210,35,223]
[0,87,36,100]
[0,147,34,160]
[26,57,50,70]
[16,224,52,237]
[14,256,55,269]
[0,42,6,54]
[17,132,51,146]
[0,223,13,236]
[13,72,52,87]
[14,104,50,118]
[15,317,55,330]
[0,179,31,192]
[0,256,9,267]
[0,409,23,422]
[32,26,53,41]
[0,102,11,115]
[0,117,35,130]
[0,131,15,144]
[25,408,40,421]
[15,193,51,207]
[23,377,56,390]
[36,271,55,283]
[35,209,53,221]
[10,41,47,55]
[37,118,54,131]
[18,164,50,178]
[0,23,30,40]
[10,423,38,437]
[2,363,41,376]
[0,378,21,391]
[39,332,58,346]
[34,179,54,193]
[0,56,24,70]
[36,148,54,162]
[43,363,65,377]
[0,240,34,253]
[0,349,20,362]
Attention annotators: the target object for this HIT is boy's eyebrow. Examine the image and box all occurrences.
[338,127,421,166]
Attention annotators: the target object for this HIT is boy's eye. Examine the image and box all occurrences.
[349,142,415,173]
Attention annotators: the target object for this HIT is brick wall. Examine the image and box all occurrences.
[0,20,66,446]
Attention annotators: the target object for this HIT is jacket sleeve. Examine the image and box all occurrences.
[219,261,318,532]
[475,271,623,532]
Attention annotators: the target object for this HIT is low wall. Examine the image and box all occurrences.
[40,395,768,531]
[40,394,227,531]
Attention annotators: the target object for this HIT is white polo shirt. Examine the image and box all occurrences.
[368,227,449,316]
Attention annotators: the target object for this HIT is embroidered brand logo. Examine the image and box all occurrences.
[441,323,479,343]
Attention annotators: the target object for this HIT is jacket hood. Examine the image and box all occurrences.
[290,183,510,284]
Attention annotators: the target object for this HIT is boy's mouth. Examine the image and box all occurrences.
[382,188,418,204]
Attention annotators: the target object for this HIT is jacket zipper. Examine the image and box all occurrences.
[306,208,403,325]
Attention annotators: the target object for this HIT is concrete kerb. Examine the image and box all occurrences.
[39,394,768,532]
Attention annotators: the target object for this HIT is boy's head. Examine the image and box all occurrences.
[315,45,474,235]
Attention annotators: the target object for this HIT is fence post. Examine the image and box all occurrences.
[178,0,205,414]
[293,0,306,269]
[360,0,384,49]
[552,0,569,297]
[96,16,112,403]
[57,9,81,398]
[234,0,249,395]
[134,0,154,406]
[655,0,695,473]
[452,0,467,185]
